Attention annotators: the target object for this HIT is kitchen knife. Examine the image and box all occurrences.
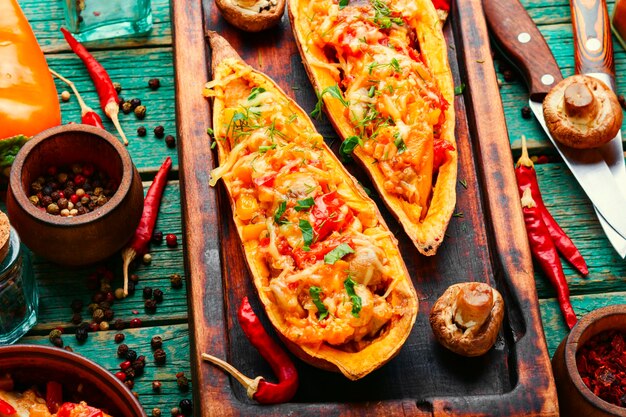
[569,0,626,257]
[482,0,626,249]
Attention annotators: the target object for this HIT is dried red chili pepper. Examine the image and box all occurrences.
[202,296,299,404]
[515,135,588,276]
[45,381,63,414]
[122,157,172,295]
[49,69,104,130]
[60,28,127,145]
[0,398,16,415]
[521,188,577,329]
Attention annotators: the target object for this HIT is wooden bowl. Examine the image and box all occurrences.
[552,305,626,417]
[0,344,146,416]
[6,125,144,266]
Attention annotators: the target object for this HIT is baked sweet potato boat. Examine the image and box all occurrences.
[204,32,418,380]
[289,0,457,255]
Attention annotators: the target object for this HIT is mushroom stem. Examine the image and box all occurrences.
[454,282,494,329]
[563,80,598,119]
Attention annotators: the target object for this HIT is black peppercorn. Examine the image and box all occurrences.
[129,98,141,109]
[130,273,139,283]
[124,368,136,380]
[113,82,122,93]
[170,407,181,416]
[176,375,189,391]
[114,333,125,344]
[137,126,147,137]
[179,399,192,415]
[117,344,129,358]
[118,97,125,110]
[114,319,125,331]
[165,135,176,148]
[170,274,183,289]
[75,327,88,343]
[521,106,532,119]
[134,105,147,119]
[92,308,105,324]
[154,125,165,138]
[132,359,146,374]
[51,337,64,348]
[153,289,164,303]
[151,336,163,350]
[143,287,153,299]
[145,299,157,313]
[49,329,62,344]
[124,379,135,390]
[127,281,136,296]
[619,94,626,110]
[502,69,516,82]
[148,78,161,90]
[152,381,162,392]
[126,349,138,362]
[70,299,84,313]
[152,407,162,417]
[104,309,115,321]
[152,230,163,244]
[71,313,82,325]
[153,348,167,365]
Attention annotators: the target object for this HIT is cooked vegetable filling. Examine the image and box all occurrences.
[204,62,412,349]
[304,0,455,221]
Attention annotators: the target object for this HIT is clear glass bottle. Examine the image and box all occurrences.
[63,0,153,43]
[0,228,37,345]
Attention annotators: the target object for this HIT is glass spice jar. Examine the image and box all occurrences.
[63,0,153,43]
[0,228,37,345]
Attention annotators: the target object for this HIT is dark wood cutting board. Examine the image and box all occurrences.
[172,0,559,415]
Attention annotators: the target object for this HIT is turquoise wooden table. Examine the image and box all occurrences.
[9,0,626,415]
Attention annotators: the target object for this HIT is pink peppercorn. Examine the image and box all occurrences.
[70,194,80,204]
[166,234,178,248]
[82,164,95,176]
[129,318,142,328]
[120,360,132,370]
[114,371,126,382]
[74,174,85,186]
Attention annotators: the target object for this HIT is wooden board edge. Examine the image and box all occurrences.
[436,0,559,415]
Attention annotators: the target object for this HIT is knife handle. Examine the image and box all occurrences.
[569,0,615,77]
[483,0,563,101]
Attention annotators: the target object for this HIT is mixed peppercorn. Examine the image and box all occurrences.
[29,164,117,216]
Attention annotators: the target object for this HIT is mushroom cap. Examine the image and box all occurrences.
[429,282,504,357]
[543,75,622,149]
[215,0,286,32]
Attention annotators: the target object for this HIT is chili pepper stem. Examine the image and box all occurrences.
[122,247,136,296]
[106,103,128,146]
[201,353,262,399]
[516,135,534,168]
[521,188,536,208]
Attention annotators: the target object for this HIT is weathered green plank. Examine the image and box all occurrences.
[540,292,626,357]
[48,49,179,173]
[20,324,193,413]
[19,0,172,53]
[1,181,186,332]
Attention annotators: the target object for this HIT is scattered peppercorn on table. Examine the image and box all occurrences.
[3,0,626,415]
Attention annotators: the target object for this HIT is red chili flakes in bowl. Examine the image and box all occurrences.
[576,330,626,407]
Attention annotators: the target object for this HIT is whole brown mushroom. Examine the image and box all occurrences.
[429,282,504,357]
[215,0,286,32]
[543,75,622,149]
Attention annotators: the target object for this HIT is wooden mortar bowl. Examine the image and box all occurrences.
[0,344,146,416]
[552,304,626,417]
[6,124,144,266]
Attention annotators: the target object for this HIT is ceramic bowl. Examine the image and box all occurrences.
[552,304,626,417]
[6,124,144,266]
[0,344,146,416]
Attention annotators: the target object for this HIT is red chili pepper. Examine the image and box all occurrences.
[60,28,128,145]
[45,381,63,414]
[292,236,354,269]
[431,0,450,12]
[49,69,105,130]
[521,188,577,329]
[515,135,588,276]
[122,157,172,294]
[57,402,103,417]
[310,191,353,241]
[433,138,455,174]
[201,297,299,404]
[0,399,16,415]
[252,173,276,188]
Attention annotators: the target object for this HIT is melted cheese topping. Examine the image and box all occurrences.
[304,0,453,221]
[205,59,410,348]
[0,389,111,417]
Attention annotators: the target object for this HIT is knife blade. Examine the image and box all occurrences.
[569,0,626,257]
[482,0,626,248]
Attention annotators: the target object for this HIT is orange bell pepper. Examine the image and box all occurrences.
[0,0,61,170]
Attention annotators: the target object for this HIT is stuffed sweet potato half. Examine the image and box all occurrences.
[204,32,418,380]
[289,0,457,255]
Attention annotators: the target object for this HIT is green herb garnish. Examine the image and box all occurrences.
[247,87,266,101]
[393,132,406,154]
[370,0,403,29]
[309,286,329,320]
[339,0,349,8]
[344,277,362,317]
[259,143,277,154]
[324,243,355,265]
[294,197,315,212]
[339,136,363,162]
[454,83,466,95]
[311,85,349,119]
[274,201,288,225]
[299,219,314,251]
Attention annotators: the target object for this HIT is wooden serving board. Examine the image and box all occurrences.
[172,0,559,415]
